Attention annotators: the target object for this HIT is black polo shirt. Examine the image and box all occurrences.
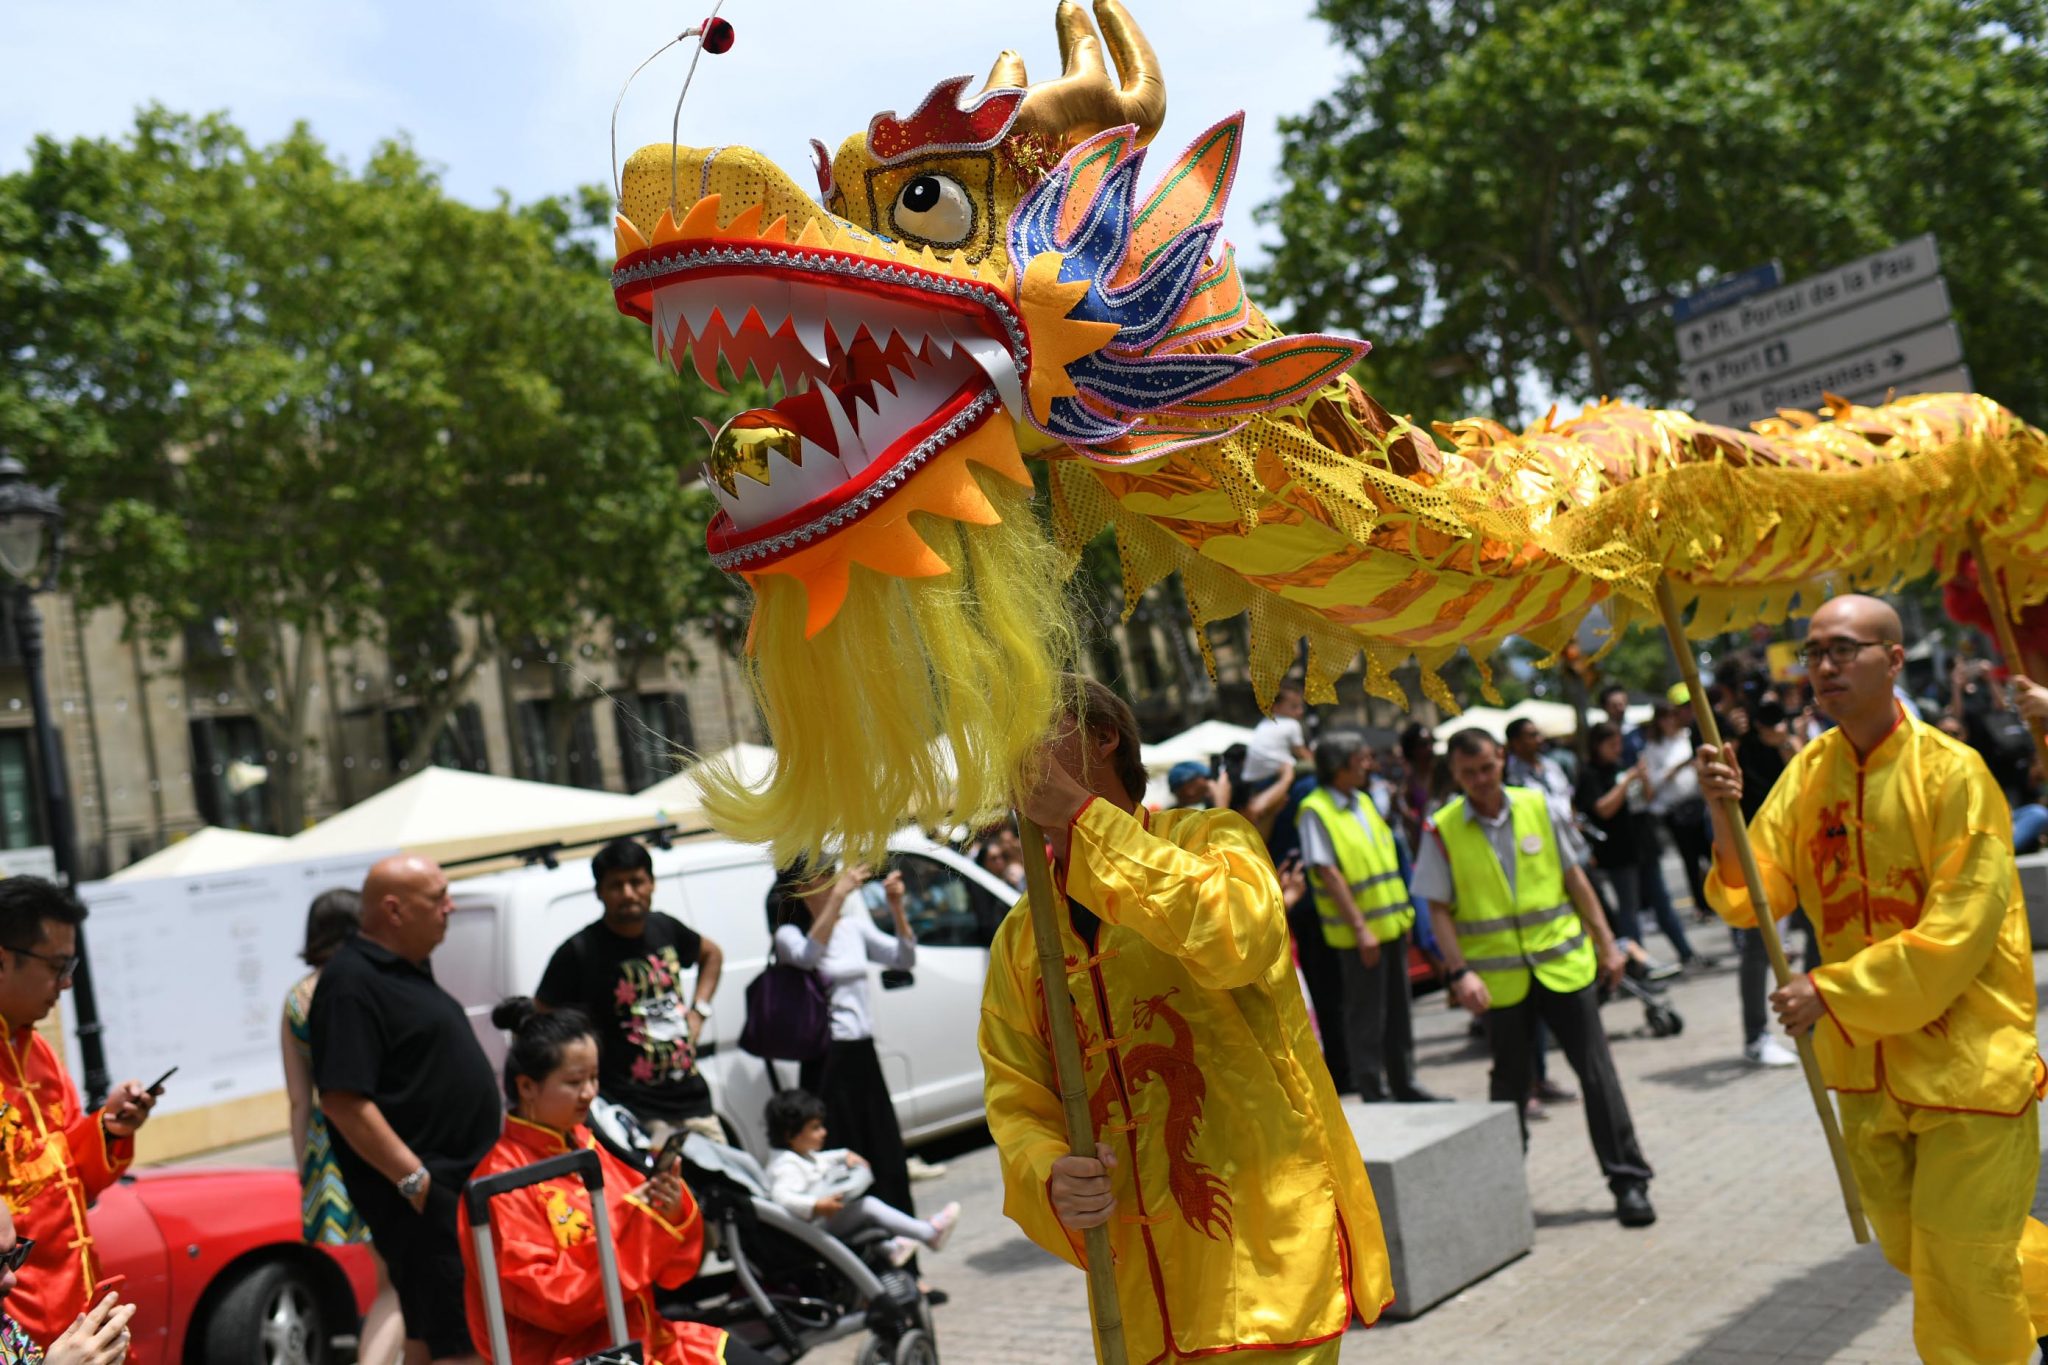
[308,933,501,1204]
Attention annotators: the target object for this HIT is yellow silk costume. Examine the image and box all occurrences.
[1706,707,2048,1363]
[980,798,1391,1363]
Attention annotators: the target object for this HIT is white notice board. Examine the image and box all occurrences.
[65,852,391,1118]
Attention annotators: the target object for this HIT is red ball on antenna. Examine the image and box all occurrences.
[701,17,735,53]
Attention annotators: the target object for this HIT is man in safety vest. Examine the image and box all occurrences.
[1414,728,1656,1228]
[1297,731,1443,1103]
[983,676,1391,1362]
[1698,594,2048,1363]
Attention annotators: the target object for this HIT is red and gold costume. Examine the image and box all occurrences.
[0,1025,132,1347]
[456,1117,730,1365]
[1708,707,2048,1363]
[981,799,1391,1364]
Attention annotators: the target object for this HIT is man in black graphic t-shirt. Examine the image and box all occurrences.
[536,839,726,1145]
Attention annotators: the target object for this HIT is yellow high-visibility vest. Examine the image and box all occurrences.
[1435,786,1594,1007]
[1298,786,1413,948]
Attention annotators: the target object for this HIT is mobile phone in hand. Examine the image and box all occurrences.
[146,1066,178,1096]
[655,1132,685,1174]
[92,1274,127,1307]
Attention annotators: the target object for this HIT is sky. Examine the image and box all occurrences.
[1,0,1353,270]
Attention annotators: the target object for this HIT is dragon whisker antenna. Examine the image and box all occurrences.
[610,7,737,207]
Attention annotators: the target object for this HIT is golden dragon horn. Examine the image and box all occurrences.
[986,0,1167,148]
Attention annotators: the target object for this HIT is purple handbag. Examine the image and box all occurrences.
[738,962,831,1062]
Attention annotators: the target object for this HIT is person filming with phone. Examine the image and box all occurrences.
[0,878,158,1350]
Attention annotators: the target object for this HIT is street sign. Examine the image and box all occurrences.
[1672,262,1782,324]
[1690,317,1963,427]
[1685,277,1950,401]
[1675,235,1941,365]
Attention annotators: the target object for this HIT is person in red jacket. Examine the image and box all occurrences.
[457,998,764,1365]
[0,879,156,1350]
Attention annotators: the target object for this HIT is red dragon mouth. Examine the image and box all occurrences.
[613,234,1028,571]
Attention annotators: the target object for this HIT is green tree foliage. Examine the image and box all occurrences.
[1255,0,2048,424]
[0,111,744,826]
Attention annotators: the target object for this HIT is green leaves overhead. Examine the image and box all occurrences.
[0,109,747,816]
[1254,0,2048,424]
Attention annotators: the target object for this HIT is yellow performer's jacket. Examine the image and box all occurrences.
[980,799,1392,1363]
[1707,708,2044,1112]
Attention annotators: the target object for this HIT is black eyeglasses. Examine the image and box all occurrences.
[0,1238,34,1273]
[1799,638,1888,669]
[5,946,78,982]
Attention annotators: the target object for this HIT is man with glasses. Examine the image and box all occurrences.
[0,878,157,1349]
[1698,594,2048,1361]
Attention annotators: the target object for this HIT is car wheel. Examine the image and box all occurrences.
[199,1261,331,1365]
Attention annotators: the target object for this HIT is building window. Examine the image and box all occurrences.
[0,732,44,850]
[385,703,490,775]
[515,699,602,788]
[616,692,693,792]
[189,714,275,832]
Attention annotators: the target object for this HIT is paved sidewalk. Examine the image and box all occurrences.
[814,940,2048,1364]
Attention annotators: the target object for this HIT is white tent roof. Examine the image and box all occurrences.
[109,826,288,881]
[639,744,779,827]
[279,767,672,865]
[1435,706,1516,745]
[1502,698,1582,739]
[1140,719,1259,775]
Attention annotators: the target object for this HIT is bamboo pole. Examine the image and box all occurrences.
[1967,532,2048,774]
[1016,809,1128,1364]
[1652,578,1871,1244]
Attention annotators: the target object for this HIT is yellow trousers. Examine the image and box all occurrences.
[1837,1092,2048,1363]
[1163,1344,1341,1364]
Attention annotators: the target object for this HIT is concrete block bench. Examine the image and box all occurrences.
[1341,1100,1532,1320]
[2021,851,2048,949]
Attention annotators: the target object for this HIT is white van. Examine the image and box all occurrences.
[439,832,1018,1160]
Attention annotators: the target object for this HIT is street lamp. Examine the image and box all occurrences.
[0,455,111,1106]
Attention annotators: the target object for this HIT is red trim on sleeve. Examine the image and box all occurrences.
[1051,796,1098,896]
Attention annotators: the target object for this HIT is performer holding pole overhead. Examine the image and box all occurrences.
[982,676,1391,1365]
[1697,594,2048,1364]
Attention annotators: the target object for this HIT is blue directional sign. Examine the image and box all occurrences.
[1672,263,1784,324]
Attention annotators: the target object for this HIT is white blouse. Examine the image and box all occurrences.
[772,910,915,1043]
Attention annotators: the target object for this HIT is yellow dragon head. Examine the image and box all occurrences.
[612,1,1367,860]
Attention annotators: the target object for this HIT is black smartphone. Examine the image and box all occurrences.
[146,1066,178,1095]
[655,1131,686,1174]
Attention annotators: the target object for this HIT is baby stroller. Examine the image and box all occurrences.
[588,1100,939,1364]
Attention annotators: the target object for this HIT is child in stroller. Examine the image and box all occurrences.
[587,1096,941,1363]
[764,1091,960,1268]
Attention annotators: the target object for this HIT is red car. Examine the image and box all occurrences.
[90,1166,373,1365]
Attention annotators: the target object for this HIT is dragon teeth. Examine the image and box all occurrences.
[947,321,1024,420]
[815,382,869,468]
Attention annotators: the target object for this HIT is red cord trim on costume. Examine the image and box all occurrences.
[1811,972,1855,1048]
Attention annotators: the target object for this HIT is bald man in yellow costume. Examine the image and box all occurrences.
[1699,594,2048,1364]
[981,677,1391,1363]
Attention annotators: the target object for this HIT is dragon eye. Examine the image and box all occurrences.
[890,174,975,247]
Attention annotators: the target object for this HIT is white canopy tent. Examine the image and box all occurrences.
[638,743,779,828]
[108,826,288,881]
[1501,698,1582,739]
[277,767,673,867]
[1140,719,1259,776]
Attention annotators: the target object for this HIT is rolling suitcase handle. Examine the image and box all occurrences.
[466,1149,635,1364]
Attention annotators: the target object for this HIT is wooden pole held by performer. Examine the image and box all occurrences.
[1652,577,1871,1244]
[1966,531,2048,774]
[1016,809,1129,1365]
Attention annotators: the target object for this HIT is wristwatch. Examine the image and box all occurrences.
[396,1166,429,1200]
[686,1001,710,1022]
[1444,966,1472,985]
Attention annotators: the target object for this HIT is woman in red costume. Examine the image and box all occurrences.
[457,998,764,1365]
